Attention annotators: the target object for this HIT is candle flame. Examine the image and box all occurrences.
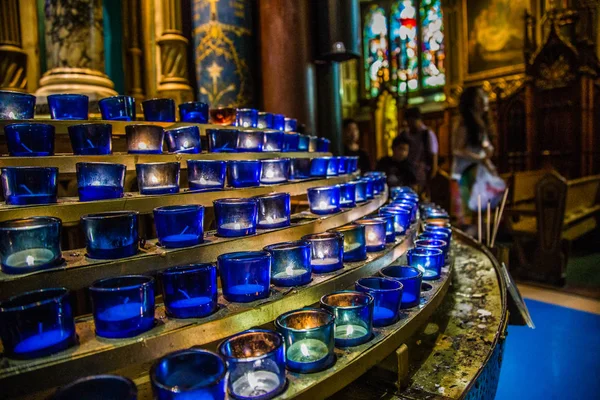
[394,222,402,231]
[26,255,35,266]
[367,232,377,241]
[8,111,15,119]
[199,177,207,184]
[300,343,310,357]
[285,265,294,276]
[138,142,147,150]
[245,138,253,147]
[266,215,274,223]
[234,222,241,230]
[346,325,354,336]
[265,169,275,178]
[182,140,189,148]
[150,175,158,184]
[246,371,259,390]
[266,145,273,151]
[317,251,324,259]
[319,201,327,209]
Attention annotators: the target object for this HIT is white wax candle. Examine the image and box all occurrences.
[259,216,288,226]
[220,222,252,230]
[5,248,55,268]
[287,339,329,363]
[189,177,222,187]
[311,257,340,266]
[232,370,281,398]
[272,265,308,279]
[314,201,337,211]
[334,324,368,339]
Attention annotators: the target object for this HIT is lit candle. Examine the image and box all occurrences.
[232,371,282,398]
[286,338,329,364]
[335,324,369,340]
[320,291,374,347]
[302,232,344,273]
[5,248,55,268]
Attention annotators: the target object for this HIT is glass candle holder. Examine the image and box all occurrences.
[228,160,261,188]
[214,198,258,237]
[361,177,374,199]
[424,217,451,227]
[263,130,284,152]
[136,162,180,195]
[320,291,373,347]
[154,205,204,248]
[187,160,226,191]
[264,241,311,287]
[297,134,309,152]
[217,251,271,302]
[337,156,349,175]
[307,185,340,215]
[356,218,387,252]
[151,349,227,400]
[338,182,356,208]
[161,264,217,319]
[76,162,125,202]
[272,114,285,131]
[282,132,300,152]
[68,123,112,155]
[81,211,139,259]
[260,159,289,184]
[0,288,76,359]
[275,308,335,373]
[379,266,423,309]
[407,247,444,280]
[99,95,136,121]
[317,137,330,152]
[1,166,58,205]
[207,128,239,153]
[424,224,452,242]
[48,94,89,120]
[415,239,448,264]
[327,157,340,176]
[289,158,311,180]
[53,375,138,400]
[302,232,344,274]
[142,98,176,122]
[165,126,201,154]
[179,101,209,123]
[126,125,164,154]
[392,200,418,222]
[355,277,403,327]
[308,136,318,152]
[237,130,265,152]
[377,213,397,243]
[390,186,414,200]
[210,107,237,125]
[257,112,273,129]
[329,224,367,262]
[236,108,259,128]
[419,231,450,253]
[284,117,297,132]
[5,123,55,156]
[255,193,290,229]
[309,157,328,177]
[379,206,411,235]
[352,180,367,203]
[0,90,36,119]
[90,275,155,338]
[395,192,419,204]
[219,329,286,400]
[0,217,62,274]
[348,156,359,172]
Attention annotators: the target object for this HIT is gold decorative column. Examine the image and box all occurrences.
[36,0,116,99]
[0,0,27,91]
[122,0,145,103]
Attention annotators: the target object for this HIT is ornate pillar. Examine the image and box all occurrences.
[0,0,28,91]
[36,0,116,99]
[122,0,145,103]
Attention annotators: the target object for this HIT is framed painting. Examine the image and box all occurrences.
[462,0,529,81]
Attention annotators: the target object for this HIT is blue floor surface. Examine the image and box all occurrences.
[496,299,600,400]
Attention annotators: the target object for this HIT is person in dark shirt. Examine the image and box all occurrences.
[342,118,372,172]
[376,136,417,189]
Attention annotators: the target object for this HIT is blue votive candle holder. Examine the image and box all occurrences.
[228,160,261,188]
[165,126,201,154]
[275,308,335,373]
[1,166,58,205]
[391,200,417,222]
[219,329,286,400]
[390,186,414,199]
[81,211,139,259]
[0,90,36,119]
[379,206,411,235]
[362,177,374,199]
[355,277,403,327]
[214,198,258,237]
[263,130,284,152]
[302,232,344,274]
[76,162,125,202]
[53,375,138,400]
[126,125,164,154]
[415,238,448,264]
[289,158,311,180]
[179,101,209,123]
[0,288,76,359]
[136,162,180,195]
[329,224,367,262]
[317,137,330,152]
[297,134,309,152]
[419,231,450,254]
[48,94,88,120]
[237,129,264,152]
[99,95,136,121]
[327,157,340,176]
[151,349,227,400]
[380,266,423,309]
[218,251,271,302]
[187,159,226,190]
[264,241,311,287]
[284,117,297,132]
[309,157,328,177]
[407,247,444,280]
[142,98,176,122]
[353,180,367,203]
[283,132,300,152]
[338,182,356,208]
[210,107,237,126]
[68,123,112,155]
[236,108,259,128]
[320,291,373,347]
[348,156,359,173]
[255,192,290,229]
[272,114,285,131]
[260,158,289,184]
[154,205,204,248]
[90,275,154,338]
[308,136,318,152]
[356,218,387,252]
[307,185,340,215]
[207,128,238,153]
[5,123,55,156]
[50,375,137,400]
[337,156,349,175]
[378,213,397,243]
[0,217,62,274]
[424,224,452,241]
[161,264,217,318]
[257,112,273,129]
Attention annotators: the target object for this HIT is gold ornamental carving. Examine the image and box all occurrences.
[0,0,28,91]
[536,55,575,90]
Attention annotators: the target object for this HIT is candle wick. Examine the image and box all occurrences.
[21,143,34,153]
[180,226,189,235]
[19,184,33,194]
[86,139,95,148]
[178,289,191,299]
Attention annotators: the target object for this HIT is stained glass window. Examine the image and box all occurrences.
[420,0,445,89]
[363,5,390,99]
[391,0,418,93]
